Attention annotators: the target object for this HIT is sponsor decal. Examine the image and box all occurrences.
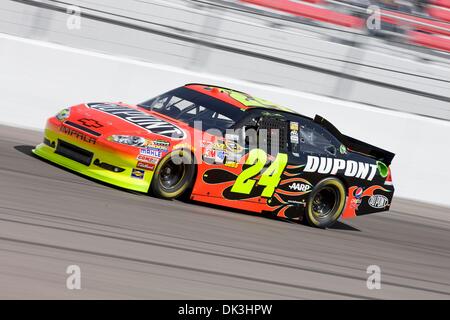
[140,148,163,158]
[215,150,225,162]
[204,149,226,165]
[212,143,226,151]
[304,155,378,181]
[355,187,363,199]
[224,134,243,153]
[288,183,311,192]
[276,177,312,196]
[137,161,155,171]
[56,108,70,121]
[204,148,216,160]
[78,118,103,128]
[368,195,389,209]
[225,141,243,153]
[59,125,97,144]
[290,121,299,131]
[131,168,145,179]
[136,154,159,164]
[224,160,239,168]
[203,140,226,150]
[290,130,299,144]
[350,187,364,209]
[203,141,227,163]
[202,140,225,150]
[90,103,185,138]
[145,139,169,150]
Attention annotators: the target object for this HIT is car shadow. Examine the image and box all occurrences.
[14,145,34,156]
[185,199,360,231]
[15,144,361,232]
[187,199,299,225]
[329,221,360,232]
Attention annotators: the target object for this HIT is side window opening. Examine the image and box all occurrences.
[256,116,288,156]
[288,118,339,156]
[299,125,336,155]
[236,111,289,156]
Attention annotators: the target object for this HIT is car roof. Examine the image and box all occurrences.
[184,83,298,114]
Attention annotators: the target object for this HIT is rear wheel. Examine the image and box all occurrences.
[305,177,346,228]
[150,150,195,199]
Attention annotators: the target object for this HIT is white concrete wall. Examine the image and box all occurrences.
[2,0,450,120]
[1,33,449,207]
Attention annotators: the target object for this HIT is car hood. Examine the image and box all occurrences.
[66,102,189,141]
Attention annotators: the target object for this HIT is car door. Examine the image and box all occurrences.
[223,113,291,203]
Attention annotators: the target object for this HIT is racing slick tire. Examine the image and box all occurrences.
[150,150,196,199]
[305,177,346,229]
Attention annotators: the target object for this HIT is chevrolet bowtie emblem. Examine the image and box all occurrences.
[78,118,103,128]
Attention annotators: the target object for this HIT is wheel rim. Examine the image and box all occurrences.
[159,159,186,191]
[311,186,339,219]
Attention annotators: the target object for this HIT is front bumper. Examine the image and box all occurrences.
[33,121,154,193]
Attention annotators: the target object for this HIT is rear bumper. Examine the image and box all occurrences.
[342,184,395,219]
[33,124,154,193]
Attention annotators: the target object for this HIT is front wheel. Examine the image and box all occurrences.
[305,177,346,229]
[149,150,196,199]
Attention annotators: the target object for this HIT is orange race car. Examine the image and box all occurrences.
[33,84,395,228]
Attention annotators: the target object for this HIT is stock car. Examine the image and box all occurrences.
[33,84,395,228]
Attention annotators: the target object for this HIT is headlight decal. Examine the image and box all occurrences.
[108,135,148,147]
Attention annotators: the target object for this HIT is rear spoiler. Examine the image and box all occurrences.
[314,115,395,166]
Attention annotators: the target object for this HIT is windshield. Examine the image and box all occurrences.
[139,87,244,132]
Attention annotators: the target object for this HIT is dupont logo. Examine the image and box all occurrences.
[304,156,378,181]
[368,195,389,209]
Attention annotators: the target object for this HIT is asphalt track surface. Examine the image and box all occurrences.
[0,124,449,299]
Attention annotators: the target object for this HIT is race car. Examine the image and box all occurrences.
[33,83,395,228]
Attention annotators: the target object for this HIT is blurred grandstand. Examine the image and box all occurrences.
[0,0,449,119]
[239,0,450,52]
